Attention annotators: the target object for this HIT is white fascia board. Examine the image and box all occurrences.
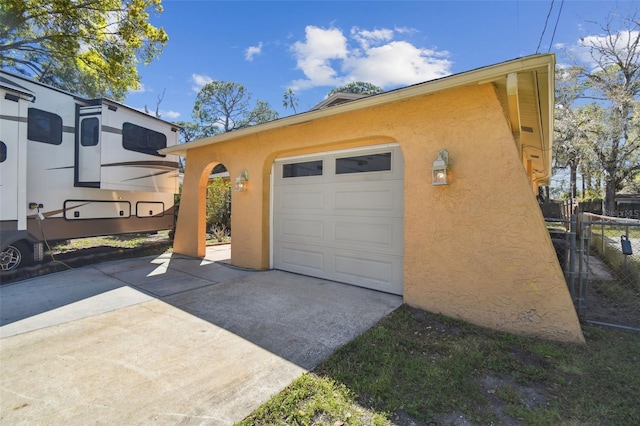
[161,54,555,157]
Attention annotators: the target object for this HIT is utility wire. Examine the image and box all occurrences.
[537,0,556,54]
[547,0,565,52]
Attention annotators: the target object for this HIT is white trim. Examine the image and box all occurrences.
[269,162,275,268]
[161,54,554,157]
[273,143,400,164]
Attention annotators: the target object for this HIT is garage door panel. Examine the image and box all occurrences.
[334,188,393,211]
[280,190,324,210]
[279,245,325,274]
[332,181,403,216]
[274,216,325,242]
[332,251,403,294]
[333,218,403,253]
[273,145,403,295]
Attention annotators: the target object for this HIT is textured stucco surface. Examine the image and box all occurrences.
[173,82,584,342]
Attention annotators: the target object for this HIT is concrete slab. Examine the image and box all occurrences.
[91,256,162,275]
[0,245,402,425]
[164,258,252,282]
[0,286,154,338]
[134,275,215,298]
[0,267,129,326]
[1,299,306,425]
[164,270,402,370]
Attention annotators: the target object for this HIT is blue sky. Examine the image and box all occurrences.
[125,0,635,123]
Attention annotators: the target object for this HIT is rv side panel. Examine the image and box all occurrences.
[0,80,30,246]
[100,103,179,194]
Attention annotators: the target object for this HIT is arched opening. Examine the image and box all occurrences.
[204,163,231,245]
[173,160,231,258]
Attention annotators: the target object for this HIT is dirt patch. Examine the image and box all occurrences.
[583,283,640,329]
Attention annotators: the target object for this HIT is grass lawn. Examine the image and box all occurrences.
[238,306,640,425]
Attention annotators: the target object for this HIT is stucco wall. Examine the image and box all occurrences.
[174,83,584,342]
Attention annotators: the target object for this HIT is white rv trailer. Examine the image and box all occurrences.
[0,70,180,272]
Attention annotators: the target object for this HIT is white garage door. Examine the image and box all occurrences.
[272,145,404,295]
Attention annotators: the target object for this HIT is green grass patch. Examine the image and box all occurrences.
[590,234,640,294]
[50,231,172,253]
[238,374,389,426]
[239,306,640,425]
[591,224,640,239]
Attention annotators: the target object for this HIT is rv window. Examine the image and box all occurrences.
[0,142,6,163]
[122,122,167,157]
[81,118,100,146]
[27,108,63,145]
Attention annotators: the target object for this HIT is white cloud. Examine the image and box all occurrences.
[290,25,451,91]
[191,73,213,93]
[245,42,263,61]
[394,26,418,35]
[562,30,640,71]
[161,110,181,119]
[351,27,394,50]
[131,83,146,93]
[291,26,349,89]
[344,41,451,87]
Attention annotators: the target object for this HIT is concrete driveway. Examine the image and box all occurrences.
[0,245,402,425]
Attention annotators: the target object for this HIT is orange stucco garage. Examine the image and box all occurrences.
[163,54,584,343]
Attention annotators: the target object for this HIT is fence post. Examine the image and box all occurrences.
[568,214,577,306]
[577,218,588,318]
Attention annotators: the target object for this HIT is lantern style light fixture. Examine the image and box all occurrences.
[234,169,249,192]
[432,149,450,186]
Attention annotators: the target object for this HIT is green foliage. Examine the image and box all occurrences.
[328,81,384,96]
[590,233,640,295]
[193,81,278,134]
[238,374,390,426]
[282,88,299,114]
[206,178,231,231]
[0,0,168,100]
[579,188,603,202]
[554,11,640,212]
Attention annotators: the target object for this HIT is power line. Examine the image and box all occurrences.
[536,0,556,54]
[548,0,565,53]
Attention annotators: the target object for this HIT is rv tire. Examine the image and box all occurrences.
[0,241,31,272]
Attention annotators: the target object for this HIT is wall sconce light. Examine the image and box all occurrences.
[234,169,249,192]
[432,149,450,186]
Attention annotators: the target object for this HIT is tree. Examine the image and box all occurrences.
[192,81,278,133]
[556,11,640,214]
[0,0,168,100]
[554,67,602,203]
[327,81,384,96]
[173,121,202,172]
[554,67,586,202]
[174,121,201,145]
[245,99,279,127]
[145,88,166,118]
[282,88,299,114]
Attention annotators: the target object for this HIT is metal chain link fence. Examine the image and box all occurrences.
[546,214,640,332]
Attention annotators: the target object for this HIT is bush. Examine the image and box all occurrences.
[206,178,231,232]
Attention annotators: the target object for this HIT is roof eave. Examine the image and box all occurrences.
[161,54,555,157]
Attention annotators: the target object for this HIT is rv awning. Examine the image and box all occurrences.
[0,76,36,101]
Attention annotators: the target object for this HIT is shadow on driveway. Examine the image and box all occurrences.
[0,245,402,424]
